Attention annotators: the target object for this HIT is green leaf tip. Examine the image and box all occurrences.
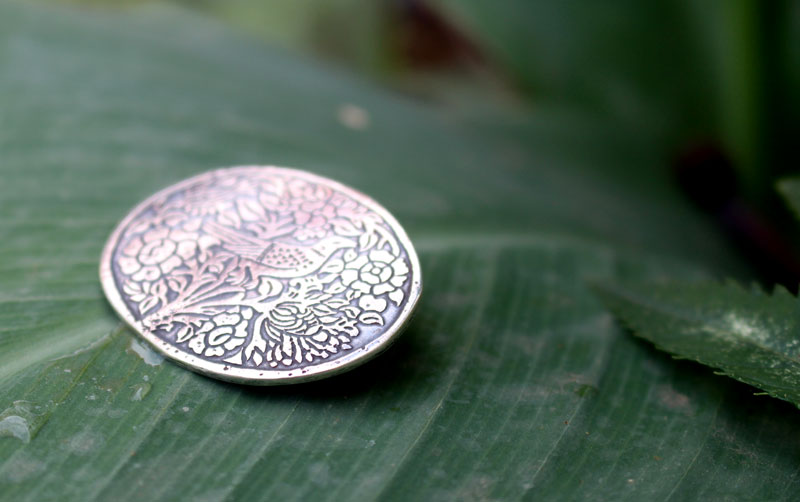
[594,279,800,409]
[777,177,800,221]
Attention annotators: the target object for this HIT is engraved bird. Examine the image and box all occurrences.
[206,221,355,278]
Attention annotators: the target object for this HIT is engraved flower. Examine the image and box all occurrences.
[268,303,316,336]
[188,307,253,357]
[262,291,360,367]
[287,178,332,204]
[272,178,339,241]
[341,249,408,307]
[291,200,337,241]
[119,227,218,282]
[265,278,356,344]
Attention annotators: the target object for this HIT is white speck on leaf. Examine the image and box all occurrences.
[0,416,31,443]
[337,103,370,131]
[722,312,770,345]
[66,431,104,455]
[129,339,165,366]
[107,409,127,419]
[656,384,692,413]
[308,461,331,486]
[3,454,44,482]
[131,383,152,401]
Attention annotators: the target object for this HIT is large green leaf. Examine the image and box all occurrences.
[2,1,800,500]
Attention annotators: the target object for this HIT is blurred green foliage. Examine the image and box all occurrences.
[43,0,393,73]
[44,0,799,199]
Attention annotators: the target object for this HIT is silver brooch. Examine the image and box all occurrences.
[100,166,422,384]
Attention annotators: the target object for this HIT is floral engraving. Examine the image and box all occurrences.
[111,168,412,370]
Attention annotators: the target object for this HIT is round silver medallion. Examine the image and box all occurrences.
[100,166,422,384]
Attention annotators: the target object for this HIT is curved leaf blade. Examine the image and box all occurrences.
[596,280,800,407]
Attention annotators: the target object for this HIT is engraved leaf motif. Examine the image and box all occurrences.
[331,218,362,237]
[358,295,387,313]
[138,296,160,316]
[217,210,242,229]
[320,258,345,275]
[325,281,347,295]
[175,325,194,343]
[358,231,379,251]
[358,312,384,326]
[388,289,404,305]
[236,198,267,221]
[257,277,283,299]
[167,276,187,294]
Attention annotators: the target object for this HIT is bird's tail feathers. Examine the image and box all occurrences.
[221,243,266,261]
